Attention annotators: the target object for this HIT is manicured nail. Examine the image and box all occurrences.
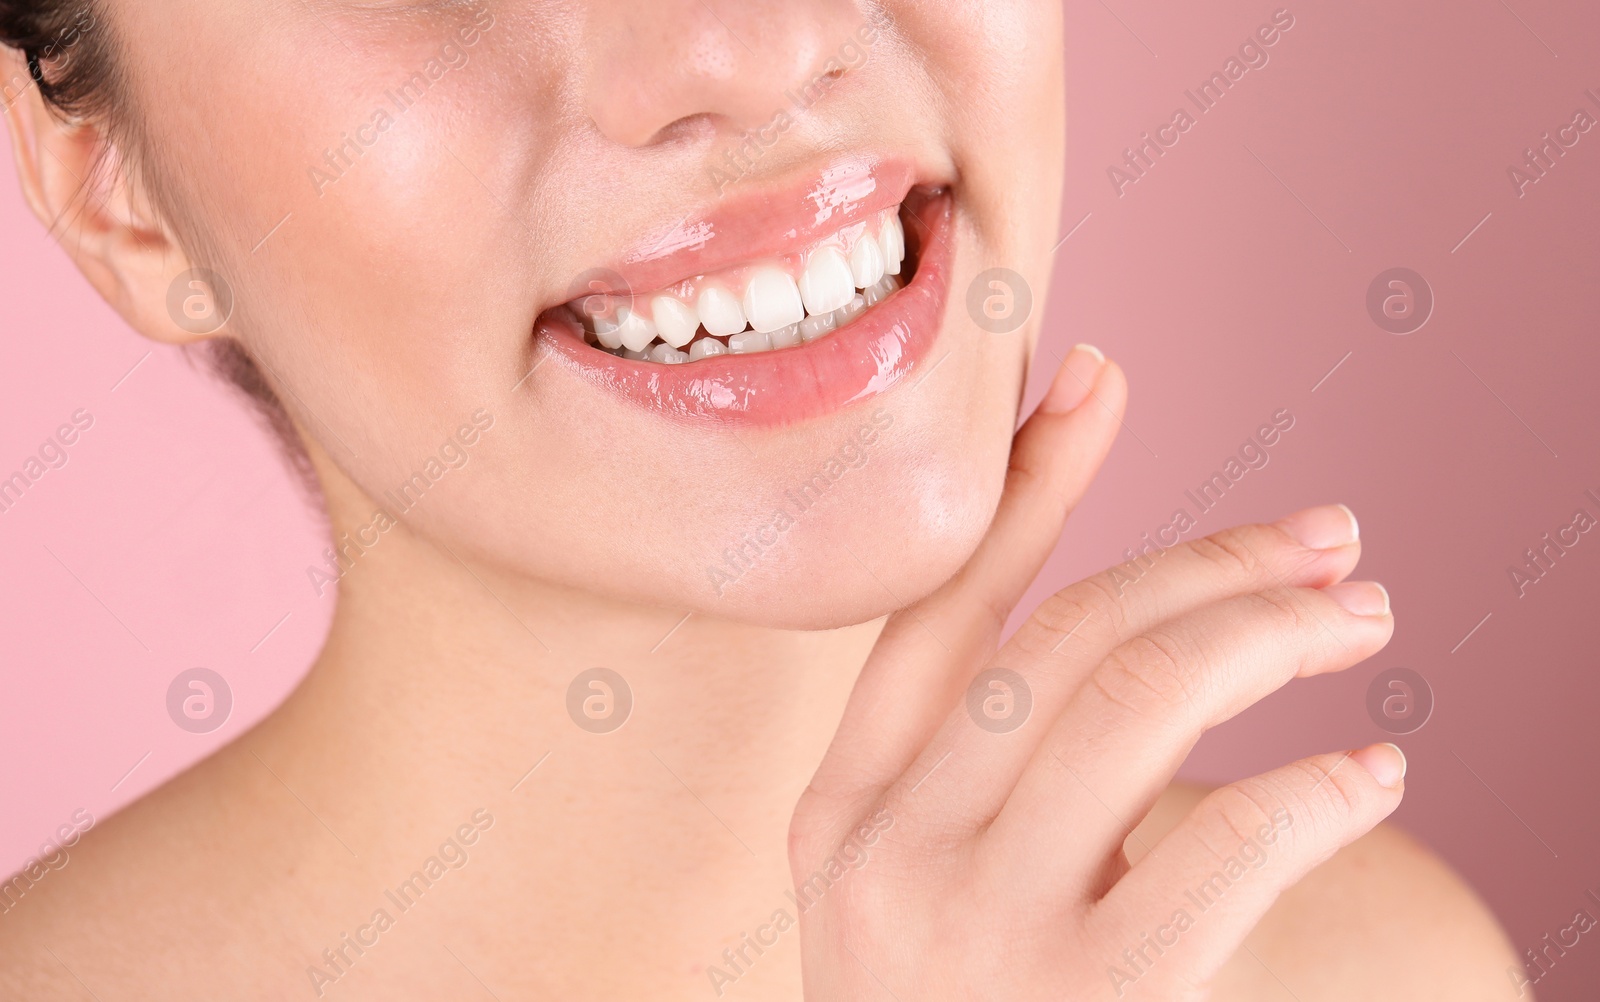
[1323,581,1390,616]
[1040,344,1105,414]
[1274,504,1359,550]
[1351,742,1407,789]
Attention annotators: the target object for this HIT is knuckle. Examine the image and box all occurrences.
[1002,453,1049,501]
[1078,572,1134,634]
[1035,576,1125,645]
[1244,588,1314,637]
[1093,634,1195,714]
[1187,529,1265,581]
[1203,784,1284,850]
[1002,460,1072,536]
[1076,570,1127,613]
[971,588,1015,647]
[1293,756,1367,820]
[1240,589,1342,679]
[1033,590,1098,641]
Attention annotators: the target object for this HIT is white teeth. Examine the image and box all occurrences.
[569,202,913,364]
[848,233,886,289]
[614,306,658,352]
[651,295,699,348]
[586,300,628,349]
[881,213,904,276]
[742,267,805,333]
[728,331,772,354]
[798,246,855,316]
[695,286,746,337]
[688,337,728,361]
[799,311,838,342]
[863,275,897,307]
[768,323,802,350]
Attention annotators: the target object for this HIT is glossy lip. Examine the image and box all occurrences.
[562,157,920,300]
[535,188,951,427]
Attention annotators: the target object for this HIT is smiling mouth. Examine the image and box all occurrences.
[560,205,912,364]
[533,165,951,427]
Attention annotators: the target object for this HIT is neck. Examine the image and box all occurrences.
[252,470,880,996]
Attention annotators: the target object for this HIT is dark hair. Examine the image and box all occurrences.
[3,1,317,493]
[0,1,106,118]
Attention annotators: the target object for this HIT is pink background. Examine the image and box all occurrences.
[3,1,1597,996]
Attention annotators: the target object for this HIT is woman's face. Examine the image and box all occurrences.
[116,0,1065,628]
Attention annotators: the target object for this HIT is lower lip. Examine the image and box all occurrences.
[534,192,952,428]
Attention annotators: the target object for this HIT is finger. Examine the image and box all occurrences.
[943,344,1124,644]
[879,511,1363,842]
[988,580,1393,892]
[802,348,1122,821]
[1084,745,1406,998]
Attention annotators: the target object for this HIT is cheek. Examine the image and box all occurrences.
[145,19,561,501]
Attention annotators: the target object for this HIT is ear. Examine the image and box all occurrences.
[2,47,223,345]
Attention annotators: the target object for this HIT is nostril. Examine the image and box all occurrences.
[649,113,719,148]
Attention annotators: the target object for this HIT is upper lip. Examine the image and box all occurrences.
[534,189,955,426]
[555,156,928,304]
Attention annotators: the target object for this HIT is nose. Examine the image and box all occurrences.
[578,0,869,147]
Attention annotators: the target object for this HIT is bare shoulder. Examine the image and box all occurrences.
[0,747,309,999]
[1138,782,1525,1002]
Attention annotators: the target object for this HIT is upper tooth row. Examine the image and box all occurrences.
[581,209,905,353]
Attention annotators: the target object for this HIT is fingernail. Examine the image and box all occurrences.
[1040,344,1106,414]
[1274,504,1359,550]
[1323,581,1390,616]
[1351,742,1406,789]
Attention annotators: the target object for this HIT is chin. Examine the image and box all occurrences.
[667,433,1008,631]
[708,522,996,632]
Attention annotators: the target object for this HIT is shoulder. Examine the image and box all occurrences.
[1140,781,1526,1001]
[0,750,307,998]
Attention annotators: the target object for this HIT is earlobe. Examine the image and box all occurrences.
[1,48,213,346]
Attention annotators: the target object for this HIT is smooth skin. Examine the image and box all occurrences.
[791,357,1520,999]
[1,0,1521,998]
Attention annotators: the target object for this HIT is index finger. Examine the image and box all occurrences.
[801,347,1124,821]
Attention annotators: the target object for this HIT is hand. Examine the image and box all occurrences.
[790,347,1404,1001]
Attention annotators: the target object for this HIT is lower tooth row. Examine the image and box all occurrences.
[595,275,902,363]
